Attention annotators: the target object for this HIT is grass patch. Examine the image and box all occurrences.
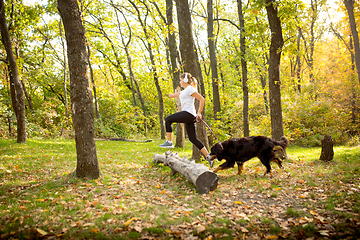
[0,139,359,239]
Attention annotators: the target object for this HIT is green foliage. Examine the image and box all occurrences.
[0,0,359,147]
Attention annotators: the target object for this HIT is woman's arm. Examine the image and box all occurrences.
[191,92,205,119]
[169,92,180,98]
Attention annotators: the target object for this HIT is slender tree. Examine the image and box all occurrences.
[57,0,99,179]
[237,0,249,137]
[166,0,185,147]
[207,0,221,120]
[59,19,69,131]
[0,0,26,143]
[343,0,360,85]
[128,0,165,139]
[176,0,209,160]
[264,0,284,140]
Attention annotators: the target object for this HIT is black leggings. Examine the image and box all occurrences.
[165,111,204,150]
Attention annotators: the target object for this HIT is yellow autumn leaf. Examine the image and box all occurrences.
[36,228,48,236]
[310,210,317,215]
[90,228,99,233]
[265,235,278,239]
[234,201,243,204]
[124,217,137,227]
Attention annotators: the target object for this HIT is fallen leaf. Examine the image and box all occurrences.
[36,228,48,236]
[197,225,206,233]
[265,235,278,239]
[240,227,249,233]
[319,230,329,236]
[310,210,317,215]
[134,226,142,232]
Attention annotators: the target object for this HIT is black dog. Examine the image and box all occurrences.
[206,136,289,175]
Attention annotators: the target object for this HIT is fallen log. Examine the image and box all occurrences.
[153,151,218,194]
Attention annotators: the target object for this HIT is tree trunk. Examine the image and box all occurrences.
[176,0,209,160]
[344,0,360,86]
[150,48,166,140]
[320,134,334,161]
[112,3,148,133]
[265,0,284,141]
[166,0,185,147]
[21,80,33,111]
[296,27,302,94]
[58,0,99,179]
[59,19,69,119]
[207,0,221,120]
[350,36,358,124]
[8,117,13,137]
[0,0,26,143]
[153,152,218,194]
[87,44,100,120]
[128,0,165,139]
[237,0,249,137]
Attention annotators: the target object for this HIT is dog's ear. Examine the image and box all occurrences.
[214,143,223,155]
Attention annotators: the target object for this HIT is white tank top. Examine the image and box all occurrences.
[179,86,196,117]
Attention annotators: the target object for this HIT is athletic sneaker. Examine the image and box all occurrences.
[159,140,174,148]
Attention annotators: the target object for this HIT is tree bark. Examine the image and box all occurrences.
[265,0,284,141]
[166,0,185,148]
[58,0,99,179]
[0,0,26,143]
[21,80,33,111]
[207,0,221,120]
[237,0,249,137]
[295,27,302,94]
[153,152,218,194]
[87,44,100,120]
[320,134,334,161]
[176,0,209,160]
[59,19,69,119]
[344,0,360,86]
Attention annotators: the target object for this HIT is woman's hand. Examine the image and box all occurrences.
[196,113,202,122]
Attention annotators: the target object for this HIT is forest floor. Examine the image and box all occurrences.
[0,138,359,239]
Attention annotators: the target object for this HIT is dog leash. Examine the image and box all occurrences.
[196,116,223,149]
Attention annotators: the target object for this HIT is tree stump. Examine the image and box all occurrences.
[153,151,218,194]
[320,134,334,161]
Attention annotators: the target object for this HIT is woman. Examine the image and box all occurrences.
[160,72,209,158]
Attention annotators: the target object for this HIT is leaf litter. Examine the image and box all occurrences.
[0,140,359,239]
